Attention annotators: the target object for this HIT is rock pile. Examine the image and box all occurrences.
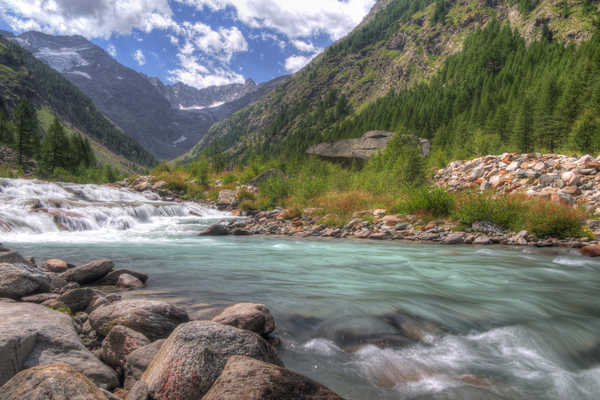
[435,153,600,212]
[200,208,593,248]
[0,247,346,399]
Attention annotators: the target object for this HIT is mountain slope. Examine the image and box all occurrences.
[182,0,598,162]
[8,31,286,160]
[0,34,156,168]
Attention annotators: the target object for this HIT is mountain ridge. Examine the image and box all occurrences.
[181,0,599,163]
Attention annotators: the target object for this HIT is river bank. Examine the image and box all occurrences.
[0,246,347,400]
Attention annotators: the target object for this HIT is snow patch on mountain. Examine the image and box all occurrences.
[34,47,90,72]
[66,70,92,79]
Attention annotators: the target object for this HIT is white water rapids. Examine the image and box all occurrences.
[0,178,228,243]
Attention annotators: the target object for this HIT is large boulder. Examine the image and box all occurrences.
[97,269,149,285]
[101,325,150,369]
[0,363,110,400]
[61,259,114,285]
[0,263,50,299]
[89,300,189,341]
[212,303,275,337]
[0,300,118,389]
[581,245,600,257]
[307,131,430,161]
[140,321,283,400]
[124,340,165,390]
[203,356,345,400]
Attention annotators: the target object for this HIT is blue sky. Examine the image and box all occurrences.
[0,0,375,88]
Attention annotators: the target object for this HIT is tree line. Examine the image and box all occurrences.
[0,98,122,181]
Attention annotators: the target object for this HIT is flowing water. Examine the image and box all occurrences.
[1,178,600,400]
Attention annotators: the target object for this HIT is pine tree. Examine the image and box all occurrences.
[40,117,70,174]
[514,97,535,153]
[570,110,600,153]
[14,98,39,166]
[0,111,12,145]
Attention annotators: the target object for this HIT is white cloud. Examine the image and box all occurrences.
[107,44,117,57]
[285,53,316,73]
[177,22,247,63]
[0,0,177,39]
[133,49,146,65]
[292,40,316,53]
[168,53,244,88]
[175,0,376,40]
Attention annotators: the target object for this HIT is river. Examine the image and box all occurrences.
[1,178,599,399]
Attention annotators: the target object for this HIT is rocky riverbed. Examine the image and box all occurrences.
[0,246,345,400]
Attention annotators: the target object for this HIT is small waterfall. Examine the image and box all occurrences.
[0,178,228,237]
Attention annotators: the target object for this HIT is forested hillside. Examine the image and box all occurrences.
[0,35,156,168]
[182,0,599,164]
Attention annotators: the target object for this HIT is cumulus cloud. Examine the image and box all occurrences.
[168,53,244,88]
[133,49,146,65]
[0,0,177,39]
[292,40,316,53]
[175,0,376,40]
[107,44,117,57]
[285,52,319,73]
[177,21,247,63]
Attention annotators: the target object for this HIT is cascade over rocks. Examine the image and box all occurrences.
[0,262,50,299]
[61,259,114,284]
[0,363,111,400]
[0,299,118,389]
[89,299,189,341]
[212,302,276,337]
[203,356,345,400]
[140,321,283,400]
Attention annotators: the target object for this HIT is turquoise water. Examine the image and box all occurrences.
[2,179,600,399]
[6,237,600,400]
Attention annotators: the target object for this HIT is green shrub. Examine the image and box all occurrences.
[525,201,585,239]
[452,192,525,230]
[223,173,237,185]
[258,175,289,208]
[392,187,455,218]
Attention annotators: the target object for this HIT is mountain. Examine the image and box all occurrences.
[148,78,259,111]
[7,31,285,160]
[181,0,599,163]
[0,34,156,168]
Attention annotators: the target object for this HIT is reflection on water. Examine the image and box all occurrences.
[2,179,600,399]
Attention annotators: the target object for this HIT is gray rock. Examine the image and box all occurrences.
[203,356,345,400]
[61,259,114,285]
[126,381,149,400]
[101,325,150,369]
[54,288,101,313]
[212,303,275,337]
[0,263,50,299]
[21,292,59,304]
[116,273,145,289]
[472,221,504,236]
[217,190,238,208]
[0,299,118,389]
[140,321,283,400]
[198,223,230,236]
[97,269,149,285]
[89,299,189,341]
[0,363,111,400]
[124,340,165,390]
[442,232,466,245]
[0,249,29,264]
